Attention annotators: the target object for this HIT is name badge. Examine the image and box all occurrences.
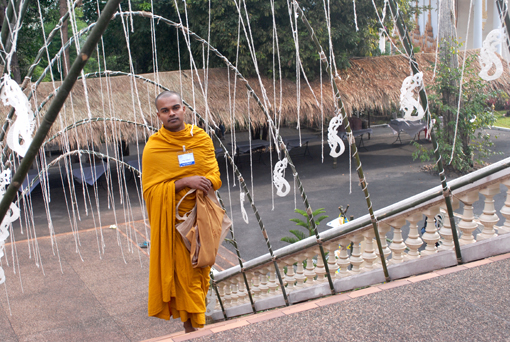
[178,151,195,167]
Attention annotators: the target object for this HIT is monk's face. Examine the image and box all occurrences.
[156,94,186,132]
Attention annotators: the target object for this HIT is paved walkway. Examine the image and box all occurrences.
[149,253,510,342]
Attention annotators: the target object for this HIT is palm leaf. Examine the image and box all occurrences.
[289,229,307,241]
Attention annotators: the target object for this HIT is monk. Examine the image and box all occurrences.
[142,91,221,333]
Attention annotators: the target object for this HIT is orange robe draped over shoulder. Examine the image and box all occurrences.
[142,124,221,328]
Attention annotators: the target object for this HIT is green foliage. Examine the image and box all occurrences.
[17,2,100,83]
[79,0,390,79]
[281,208,328,244]
[412,40,499,173]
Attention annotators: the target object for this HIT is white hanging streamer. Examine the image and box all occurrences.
[479,28,504,81]
[0,169,21,284]
[240,191,249,224]
[353,0,359,31]
[327,115,345,157]
[0,75,35,157]
[399,72,425,121]
[273,157,291,197]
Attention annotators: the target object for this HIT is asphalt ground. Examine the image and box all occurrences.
[0,125,508,341]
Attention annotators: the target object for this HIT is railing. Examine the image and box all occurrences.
[207,157,510,321]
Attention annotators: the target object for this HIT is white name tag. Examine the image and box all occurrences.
[178,152,195,167]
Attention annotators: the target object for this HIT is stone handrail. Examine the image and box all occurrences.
[208,157,510,320]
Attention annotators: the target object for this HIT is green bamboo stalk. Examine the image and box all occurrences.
[0,0,122,225]
[293,1,390,281]
[216,191,256,314]
[387,0,462,263]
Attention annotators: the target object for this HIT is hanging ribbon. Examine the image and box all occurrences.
[240,190,249,224]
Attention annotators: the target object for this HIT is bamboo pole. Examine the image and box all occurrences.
[216,191,256,314]
[0,0,122,225]
[293,1,390,282]
[387,0,462,263]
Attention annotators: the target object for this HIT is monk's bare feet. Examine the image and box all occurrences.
[183,319,197,333]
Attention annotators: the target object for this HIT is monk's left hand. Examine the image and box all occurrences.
[181,176,212,193]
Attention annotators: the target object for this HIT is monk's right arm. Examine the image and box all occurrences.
[175,176,212,193]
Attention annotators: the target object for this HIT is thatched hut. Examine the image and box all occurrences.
[6,50,510,147]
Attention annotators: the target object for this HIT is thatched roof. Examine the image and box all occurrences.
[3,49,509,147]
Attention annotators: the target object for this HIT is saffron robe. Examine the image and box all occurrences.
[142,124,221,328]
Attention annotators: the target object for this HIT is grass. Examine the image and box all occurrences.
[495,110,510,128]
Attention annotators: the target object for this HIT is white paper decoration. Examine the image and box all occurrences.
[273,157,291,197]
[0,75,35,157]
[479,28,504,81]
[0,169,20,284]
[400,72,425,121]
[327,115,345,157]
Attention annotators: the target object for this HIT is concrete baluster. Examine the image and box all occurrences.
[258,268,269,298]
[314,248,327,283]
[230,279,238,305]
[375,223,392,265]
[267,267,278,296]
[438,198,460,251]
[283,258,296,292]
[326,242,339,280]
[336,238,351,277]
[478,184,500,240]
[458,191,479,245]
[362,230,377,270]
[350,234,364,273]
[251,271,261,300]
[421,205,441,256]
[294,259,306,288]
[405,213,424,259]
[388,217,407,264]
[499,179,510,234]
[304,252,316,286]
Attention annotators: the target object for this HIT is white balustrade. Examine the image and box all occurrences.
[210,173,510,319]
[478,184,500,241]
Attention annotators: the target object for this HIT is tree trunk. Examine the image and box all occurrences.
[59,0,71,77]
[438,0,459,146]
[10,51,20,83]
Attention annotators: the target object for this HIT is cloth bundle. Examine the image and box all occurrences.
[176,189,231,268]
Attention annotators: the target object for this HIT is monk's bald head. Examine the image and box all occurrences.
[155,91,182,110]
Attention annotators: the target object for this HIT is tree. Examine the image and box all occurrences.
[413,42,499,173]
[80,0,389,79]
